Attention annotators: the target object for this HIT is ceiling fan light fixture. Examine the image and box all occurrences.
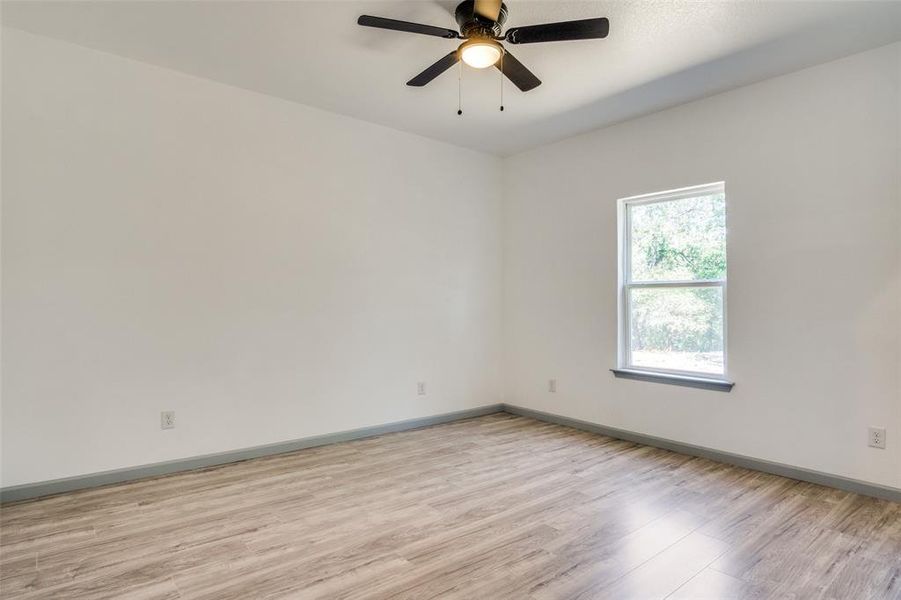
[459,39,502,69]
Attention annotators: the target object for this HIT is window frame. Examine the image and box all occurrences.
[617,182,728,381]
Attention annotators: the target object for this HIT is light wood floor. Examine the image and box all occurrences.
[2,413,900,599]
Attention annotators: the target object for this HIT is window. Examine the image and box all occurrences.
[618,182,727,382]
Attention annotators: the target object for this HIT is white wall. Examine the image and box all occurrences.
[1,29,503,487]
[503,43,901,488]
[4,28,900,493]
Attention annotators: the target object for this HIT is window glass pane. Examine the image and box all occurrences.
[629,193,726,282]
[629,286,724,375]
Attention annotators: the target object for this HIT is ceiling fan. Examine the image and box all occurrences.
[357,0,609,92]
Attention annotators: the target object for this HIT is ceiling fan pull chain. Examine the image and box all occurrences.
[499,51,504,112]
[457,60,464,115]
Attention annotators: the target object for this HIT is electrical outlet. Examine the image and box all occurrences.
[161,411,175,430]
[417,381,426,396]
[548,379,557,393]
[868,427,886,449]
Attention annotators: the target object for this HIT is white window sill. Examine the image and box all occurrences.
[610,369,734,392]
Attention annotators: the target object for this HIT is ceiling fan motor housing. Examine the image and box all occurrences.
[455,0,508,38]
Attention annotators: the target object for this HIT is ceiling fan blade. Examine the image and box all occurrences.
[407,51,460,87]
[474,0,502,22]
[496,51,541,92]
[506,17,609,44]
[357,15,459,39]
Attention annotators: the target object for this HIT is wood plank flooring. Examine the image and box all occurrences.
[2,413,900,599]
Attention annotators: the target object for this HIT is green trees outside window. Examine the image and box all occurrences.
[622,187,726,376]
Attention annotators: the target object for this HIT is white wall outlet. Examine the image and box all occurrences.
[548,379,557,393]
[417,381,426,396]
[868,427,886,449]
[161,411,175,430]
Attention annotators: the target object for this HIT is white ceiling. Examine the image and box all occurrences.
[3,1,900,155]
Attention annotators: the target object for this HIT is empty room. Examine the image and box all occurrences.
[1,0,900,598]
